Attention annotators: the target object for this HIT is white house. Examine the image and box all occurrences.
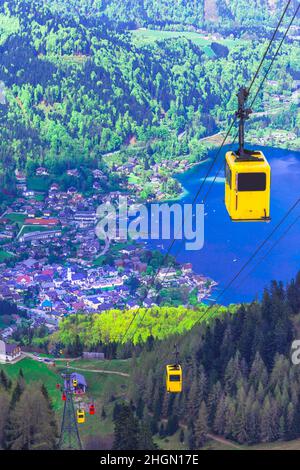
[0,340,22,362]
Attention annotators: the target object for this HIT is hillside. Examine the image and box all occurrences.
[0,0,299,198]
[1,274,300,450]
[0,357,131,449]
[130,274,300,449]
[34,0,299,29]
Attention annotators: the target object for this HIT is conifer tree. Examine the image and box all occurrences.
[138,421,157,450]
[260,396,275,443]
[113,404,140,450]
[194,401,208,448]
[0,392,9,449]
[0,370,9,390]
[6,385,57,450]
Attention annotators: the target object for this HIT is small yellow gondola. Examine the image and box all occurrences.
[72,379,78,388]
[166,364,182,393]
[77,409,85,424]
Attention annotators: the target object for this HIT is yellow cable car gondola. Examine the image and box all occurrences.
[77,409,85,424]
[225,87,271,222]
[166,345,182,393]
[166,364,182,393]
[72,379,78,388]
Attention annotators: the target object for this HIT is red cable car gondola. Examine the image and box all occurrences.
[62,393,66,401]
[89,404,95,415]
[56,383,60,390]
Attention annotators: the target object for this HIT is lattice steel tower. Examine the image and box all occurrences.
[58,369,82,450]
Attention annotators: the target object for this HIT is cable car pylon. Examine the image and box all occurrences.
[58,367,82,450]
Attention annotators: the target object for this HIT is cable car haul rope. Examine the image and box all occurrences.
[119,0,300,394]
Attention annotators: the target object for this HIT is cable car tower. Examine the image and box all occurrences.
[58,368,82,450]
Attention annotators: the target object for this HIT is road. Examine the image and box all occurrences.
[206,433,241,449]
[68,366,130,378]
[23,352,130,377]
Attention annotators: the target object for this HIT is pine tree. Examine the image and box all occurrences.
[159,422,166,437]
[234,385,248,444]
[0,392,9,449]
[0,370,9,390]
[224,396,236,438]
[186,376,200,418]
[10,380,24,409]
[6,385,57,450]
[194,401,208,449]
[101,407,107,420]
[166,414,179,436]
[249,352,268,388]
[213,394,226,435]
[113,404,140,450]
[287,273,300,314]
[207,381,222,427]
[136,397,144,420]
[260,396,276,443]
[138,421,157,450]
[41,383,52,409]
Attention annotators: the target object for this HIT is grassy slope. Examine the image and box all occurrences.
[130,29,242,51]
[69,359,131,374]
[0,358,63,411]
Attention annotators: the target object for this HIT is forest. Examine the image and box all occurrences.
[0,369,57,450]
[129,273,300,447]
[2,273,300,450]
[27,0,300,31]
[52,304,229,352]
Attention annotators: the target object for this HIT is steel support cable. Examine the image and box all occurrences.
[202,1,300,204]
[120,2,296,345]
[186,198,300,329]
[238,214,300,287]
[157,198,300,367]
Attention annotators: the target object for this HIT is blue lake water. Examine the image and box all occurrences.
[145,146,300,304]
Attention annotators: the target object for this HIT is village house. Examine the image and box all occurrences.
[92,169,105,179]
[67,169,80,178]
[157,267,178,280]
[41,299,53,312]
[36,167,49,176]
[83,351,105,360]
[0,339,22,363]
[182,263,193,274]
[19,230,62,243]
[24,217,59,226]
[73,211,97,228]
[15,169,26,183]
[84,296,104,310]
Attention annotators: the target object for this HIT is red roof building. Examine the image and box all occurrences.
[24,218,59,226]
[16,275,32,284]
